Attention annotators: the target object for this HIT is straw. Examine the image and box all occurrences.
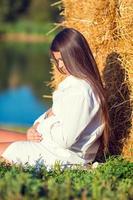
[46,0,133,162]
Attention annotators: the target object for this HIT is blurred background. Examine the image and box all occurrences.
[0,0,62,131]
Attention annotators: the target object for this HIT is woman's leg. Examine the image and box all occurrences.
[0,129,27,143]
[0,142,13,155]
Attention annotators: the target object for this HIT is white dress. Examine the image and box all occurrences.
[1,75,105,168]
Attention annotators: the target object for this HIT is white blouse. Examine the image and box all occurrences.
[33,75,105,165]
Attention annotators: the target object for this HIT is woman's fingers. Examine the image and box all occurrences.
[26,124,43,142]
[31,137,43,142]
[31,131,43,139]
[30,135,43,142]
[32,122,43,141]
[33,122,40,128]
[31,132,43,141]
[30,138,42,142]
[45,108,55,118]
[31,129,42,137]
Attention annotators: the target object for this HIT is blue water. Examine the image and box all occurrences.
[0,85,48,126]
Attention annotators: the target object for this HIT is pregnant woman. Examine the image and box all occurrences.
[0,28,111,168]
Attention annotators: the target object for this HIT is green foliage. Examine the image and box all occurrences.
[0,0,59,36]
[0,20,56,36]
[0,0,58,23]
[27,0,53,22]
[0,155,132,200]
[0,0,23,22]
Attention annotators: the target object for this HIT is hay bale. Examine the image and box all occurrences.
[46,0,133,161]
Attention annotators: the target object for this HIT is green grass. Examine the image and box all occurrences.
[0,155,132,200]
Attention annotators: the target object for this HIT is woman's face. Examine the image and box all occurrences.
[51,51,70,75]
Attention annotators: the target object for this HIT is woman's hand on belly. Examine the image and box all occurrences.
[26,122,43,142]
[45,108,55,118]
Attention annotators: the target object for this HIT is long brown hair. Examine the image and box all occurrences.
[50,27,111,156]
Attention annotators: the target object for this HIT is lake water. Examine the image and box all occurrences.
[0,85,49,126]
[0,41,53,127]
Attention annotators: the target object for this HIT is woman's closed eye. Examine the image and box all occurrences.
[50,57,63,66]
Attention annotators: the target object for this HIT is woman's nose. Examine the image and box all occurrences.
[59,60,64,68]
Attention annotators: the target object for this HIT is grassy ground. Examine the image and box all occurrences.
[0,154,133,199]
[0,126,133,199]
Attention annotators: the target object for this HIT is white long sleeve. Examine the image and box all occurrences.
[45,87,92,149]
[33,111,47,125]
